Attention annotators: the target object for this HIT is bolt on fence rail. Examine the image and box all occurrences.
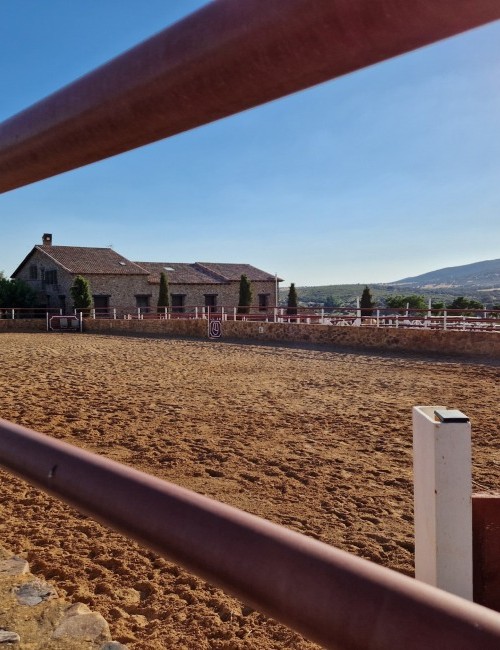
[2,418,500,649]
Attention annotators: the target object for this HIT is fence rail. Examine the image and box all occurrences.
[3,0,500,193]
[1,306,499,332]
[1,417,500,649]
[2,0,500,646]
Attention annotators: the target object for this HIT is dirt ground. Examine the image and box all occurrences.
[0,333,498,649]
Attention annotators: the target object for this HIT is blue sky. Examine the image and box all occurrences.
[1,2,499,286]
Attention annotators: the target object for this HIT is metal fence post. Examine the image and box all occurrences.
[413,405,472,600]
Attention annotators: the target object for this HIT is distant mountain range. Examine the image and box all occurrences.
[281,259,500,307]
[392,258,500,288]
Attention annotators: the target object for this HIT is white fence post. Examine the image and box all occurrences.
[413,405,472,600]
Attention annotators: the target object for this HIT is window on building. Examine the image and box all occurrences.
[258,294,270,311]
[43,269,58,285]
[29,264,38,280]
[171,294,186,313]
[204,294,217,309]
[135,294,151,312]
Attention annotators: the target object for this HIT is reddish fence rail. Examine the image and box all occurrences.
[2,306,498,332]
[473,495,500,613]
[2,417,500,649]
[2,0,500,193]
[2,0,500,646]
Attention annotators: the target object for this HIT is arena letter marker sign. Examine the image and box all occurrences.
[208,309,222,339]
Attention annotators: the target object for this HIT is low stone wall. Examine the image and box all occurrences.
[0,318,47,332]
[1,317,497,357]
[83,318,499,358]
[84,317,207,339]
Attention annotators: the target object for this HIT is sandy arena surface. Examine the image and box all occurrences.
[0,333,498,649]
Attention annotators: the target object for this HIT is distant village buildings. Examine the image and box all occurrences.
[12,234,280,313]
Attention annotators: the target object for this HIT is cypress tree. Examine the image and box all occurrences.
[237,274,252,314]
[286,283,298,316]
[70,275,92,313]
[158,272,170,312]
[360,285,375,317]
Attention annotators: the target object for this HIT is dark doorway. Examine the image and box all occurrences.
[93,295,109,317]
[171,294,186,313]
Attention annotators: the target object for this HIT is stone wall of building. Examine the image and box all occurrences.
[164,280,278,311]
[82,318,499,358]
[85,274,153,309]
[14,249,74,311]
[15,250,277,311]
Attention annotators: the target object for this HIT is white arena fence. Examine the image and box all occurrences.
[1,306,499,332]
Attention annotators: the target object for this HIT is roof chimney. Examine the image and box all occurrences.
[42,233,52,246]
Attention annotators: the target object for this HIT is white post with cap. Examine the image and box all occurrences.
[413,405,472,600]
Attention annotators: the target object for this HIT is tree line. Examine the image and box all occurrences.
[357,286,498,316]
[1,272,497,316]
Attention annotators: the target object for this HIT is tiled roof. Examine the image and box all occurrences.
[12,242,280,284]
[135,262,221,285]
[195,263,278,282]
[35,246,149,275]
[137,262,279,284]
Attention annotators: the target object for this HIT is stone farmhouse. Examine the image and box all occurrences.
[12,234,280,313]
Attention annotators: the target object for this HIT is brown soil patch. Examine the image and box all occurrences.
[0,333,498,649]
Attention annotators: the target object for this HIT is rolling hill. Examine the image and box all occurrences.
[279,259,500,307]
[392,258,500,288]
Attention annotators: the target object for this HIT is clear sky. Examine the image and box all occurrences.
[1,2,499,286]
